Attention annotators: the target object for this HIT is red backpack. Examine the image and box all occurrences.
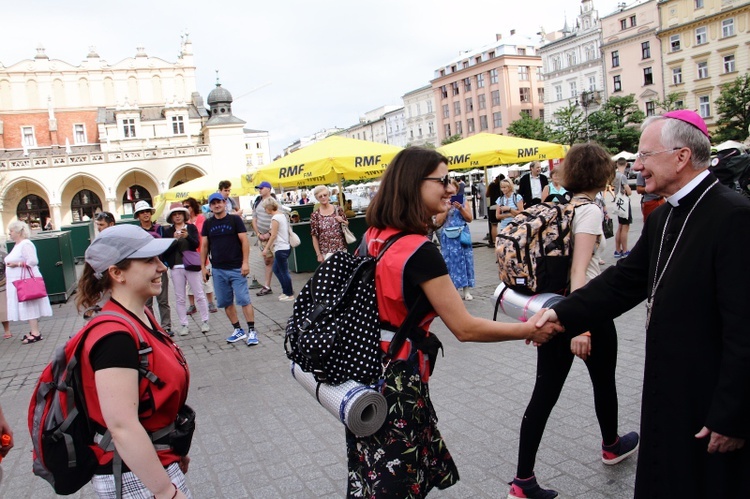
[28,311,165,495]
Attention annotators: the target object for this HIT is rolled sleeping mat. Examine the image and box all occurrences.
[290,362,387,437]
[492,282,564,322]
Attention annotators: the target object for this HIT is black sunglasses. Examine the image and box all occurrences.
[95,212,114,222]
[422,175,451,187]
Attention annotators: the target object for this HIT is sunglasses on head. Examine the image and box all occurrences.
[422,175,451,187]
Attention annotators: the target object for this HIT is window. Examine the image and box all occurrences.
[171,115,185,135]
[467,118,475,133]
[630,15,637,27]
[670,34,681,52]
[646,101,656,116]
[672,67,683,84]
[538,88,545,103]
[642,41,651,59]
[477,73,485,88]
[695,26,707,45]
[722,18,734,37]
[520,109,532,118]
[464,77,472,92]
[491,90,500,106]
[444,124,451,137]
[427,101,433,113]
[518,66,529,80]
[567,51,578,66]
[585,45,596,61]
[428,122,434,135]
[122,118,136,138]
[519,87,530,103]
[720,54,736,74]
[620,19,627,30]
[22,126,36,147]
[518,48,526,56]
[552,57,562,71]
[463,61,469,69]
[478,94,486,110]
[475,56,482,64]
[612,50,620,67]
[675,100,684,109]
[488,51,495,59]
[455,121,463,134]
[539,109,545,121]
[490,69,499,84]
[441,86,448,99]
[554,85,563,101]
[695,0,704,7]
[697,61,708,79]
[452,82,460,96]
[613,75,622,92]
[454,101,461,116]
[644,67,653,85]
[699,95,710,118]
[493,112,502,128]
[480,115,488,130]
[442,104,450,118]
[72,124,86,144]
[465,97,473,112]
[71,189,103,222]
[569,81,578,98]
[588,76,596,91]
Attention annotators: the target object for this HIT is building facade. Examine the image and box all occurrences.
[402,85,438,147]
[657,0,750,126]
[243,128,271,168]
[539,0,605,122]
[337,105,400,144]
[0,36,251,232]
[431,31,545,142]
[601,0,664,116]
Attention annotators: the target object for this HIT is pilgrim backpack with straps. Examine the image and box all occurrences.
[496,197,592,295]
[28,311,181,497]
[285,232,422,386]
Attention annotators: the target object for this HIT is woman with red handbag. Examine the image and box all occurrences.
[4,221,52,344]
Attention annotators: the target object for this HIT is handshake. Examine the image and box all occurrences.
[524,309,563,346]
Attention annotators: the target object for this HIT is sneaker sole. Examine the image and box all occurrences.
[602,442,639,465]
[246,340,259,346]
[226,335,247,343]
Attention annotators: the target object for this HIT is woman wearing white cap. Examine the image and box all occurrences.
[76,225,192,499]
[163,206,209,336]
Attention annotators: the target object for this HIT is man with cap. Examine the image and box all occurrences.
[201,192,259,346]
[290,210,300,224]
[133,200,172,335]
[251,181,275,296]
[535,110,750,497]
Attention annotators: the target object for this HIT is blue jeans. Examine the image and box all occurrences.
[212,268,251,308]
[272,249,293,296]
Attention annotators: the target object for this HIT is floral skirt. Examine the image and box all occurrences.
[346,356,459,498]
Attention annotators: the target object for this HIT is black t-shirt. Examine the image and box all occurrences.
[400,242,448,322]
[200,214,247,269]
[88,302,165,371]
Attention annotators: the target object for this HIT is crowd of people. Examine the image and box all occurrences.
[2,110,747,499]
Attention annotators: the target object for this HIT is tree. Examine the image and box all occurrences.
[507,113,551,141]
[654,92,684,113]
[441,134,463,145]
[549,102,585,146]
[587,94,645,152]
[714,74,750,142]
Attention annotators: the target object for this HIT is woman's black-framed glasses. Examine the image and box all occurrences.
[422,175,451,188]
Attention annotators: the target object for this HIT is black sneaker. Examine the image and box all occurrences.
[508,476,558,499]
[602,431,640,465]
[256,286,273,296]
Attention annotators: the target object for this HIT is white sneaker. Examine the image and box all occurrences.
[178,325,190,336]
[464,292,473,301]
[279,294,295,302]
[200,321,210,334]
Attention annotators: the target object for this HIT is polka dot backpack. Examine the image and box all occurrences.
[285,233,410,385]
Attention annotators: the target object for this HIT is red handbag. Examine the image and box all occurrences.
[13,264,48,302]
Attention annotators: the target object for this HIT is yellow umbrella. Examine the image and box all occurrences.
[250,136,403,189]
[153,174,249,218]
[437,133,568,169]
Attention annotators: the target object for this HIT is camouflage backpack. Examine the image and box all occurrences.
[496,198,592,295]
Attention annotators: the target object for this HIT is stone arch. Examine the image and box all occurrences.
[78,77,90,107]
[114,169,159,215]
[168,164,208,188]
[103,76,115,105]
[0,177,51,232]
[0,79,11,109]
[59,174,107,225]
[26,79,40,109]
[53,78,66,107]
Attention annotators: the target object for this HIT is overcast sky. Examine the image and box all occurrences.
[2,0,624,157]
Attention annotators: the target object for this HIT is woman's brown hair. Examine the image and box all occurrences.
[560,143,614,193]
[76,260,132,312]
[366,147,449,235]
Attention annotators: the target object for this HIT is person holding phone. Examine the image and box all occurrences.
[435,179,475,300]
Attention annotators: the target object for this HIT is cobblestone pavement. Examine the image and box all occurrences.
[0,195,648,498]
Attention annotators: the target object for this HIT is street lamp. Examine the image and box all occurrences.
[577,90,600,142]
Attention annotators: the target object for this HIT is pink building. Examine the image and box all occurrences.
[430,32,545,143]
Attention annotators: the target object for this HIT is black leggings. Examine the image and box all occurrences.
[516,319,619,479]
